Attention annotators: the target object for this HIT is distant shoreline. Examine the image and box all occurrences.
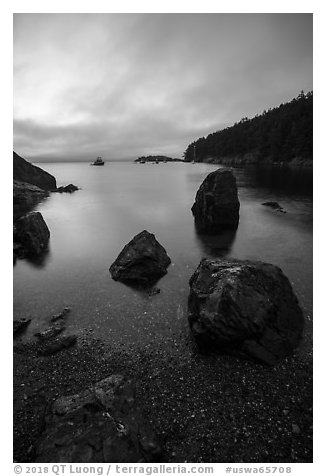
[32,158,313,168]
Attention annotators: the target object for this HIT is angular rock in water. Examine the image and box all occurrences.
[188,258,304,365]
[14,211,50,255]
[35,375,162,462]
[50,307,71,322]
[262,201,286,213]
[34,319,76,355]
[191,168,240,233]
[35,323,65,340]
[55,184,79,193]
[109,230,171,285]
[13,318,31,336]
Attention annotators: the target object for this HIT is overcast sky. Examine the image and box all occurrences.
[13,13,312,162]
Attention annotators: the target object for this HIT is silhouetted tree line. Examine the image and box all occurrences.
[184,92,313,163]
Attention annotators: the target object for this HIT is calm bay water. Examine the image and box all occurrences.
[13,162,313,349]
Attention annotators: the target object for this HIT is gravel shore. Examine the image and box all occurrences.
[14,318,312,463]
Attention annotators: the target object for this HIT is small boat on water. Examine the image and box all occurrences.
[91,156,105,166]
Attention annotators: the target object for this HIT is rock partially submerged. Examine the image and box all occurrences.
[13,318,31,336]
[50,307,71,322]
[34,324,77,356]
[14,211,50,256]
[188,258,304,365]
[109,230,171,285]
[35,323,65,341]
[262,201,286,213]
[34,308,76,355]
[191,168,240,233]
[55,184,79,193]
[35,375,162,462]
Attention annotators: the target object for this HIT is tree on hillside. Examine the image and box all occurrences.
[184,92,313,163]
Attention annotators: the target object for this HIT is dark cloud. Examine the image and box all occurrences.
[14,13,312,161]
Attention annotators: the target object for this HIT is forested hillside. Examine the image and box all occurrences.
[184,92,312,165]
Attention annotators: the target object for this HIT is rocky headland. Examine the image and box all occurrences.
[14,151,57,190]
[13,151,56,221]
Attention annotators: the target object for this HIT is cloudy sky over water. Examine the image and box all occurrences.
[13,13,313,162]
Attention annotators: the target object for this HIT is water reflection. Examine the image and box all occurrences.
[23,247,52,269]
[194,225,237,257]
[234,165,313,197]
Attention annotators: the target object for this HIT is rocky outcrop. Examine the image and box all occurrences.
[191,168,240,233]
[13,318,31,336]
[55,184,79,193]
[50,307,71,322]
[35,375,162,462]
[14,151,56,190]
[33,308,76,355]
[13,180,50,221]
[13,152,78,221]
[35,322,65,341]
[109,230,171,285]
[262,201,286,213]
[14,211,50,256]
[188,258,304,365]
[13,153,80,263]
[13,153,53,260]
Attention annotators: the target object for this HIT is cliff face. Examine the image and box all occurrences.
[13,151,56,190]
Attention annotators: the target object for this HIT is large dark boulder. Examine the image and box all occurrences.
[13,151,56,190]
[14,211,50,255]
[35,375,162,463]
[191,168,240,232]
[188,258,304,365]
[109,230,171,285]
